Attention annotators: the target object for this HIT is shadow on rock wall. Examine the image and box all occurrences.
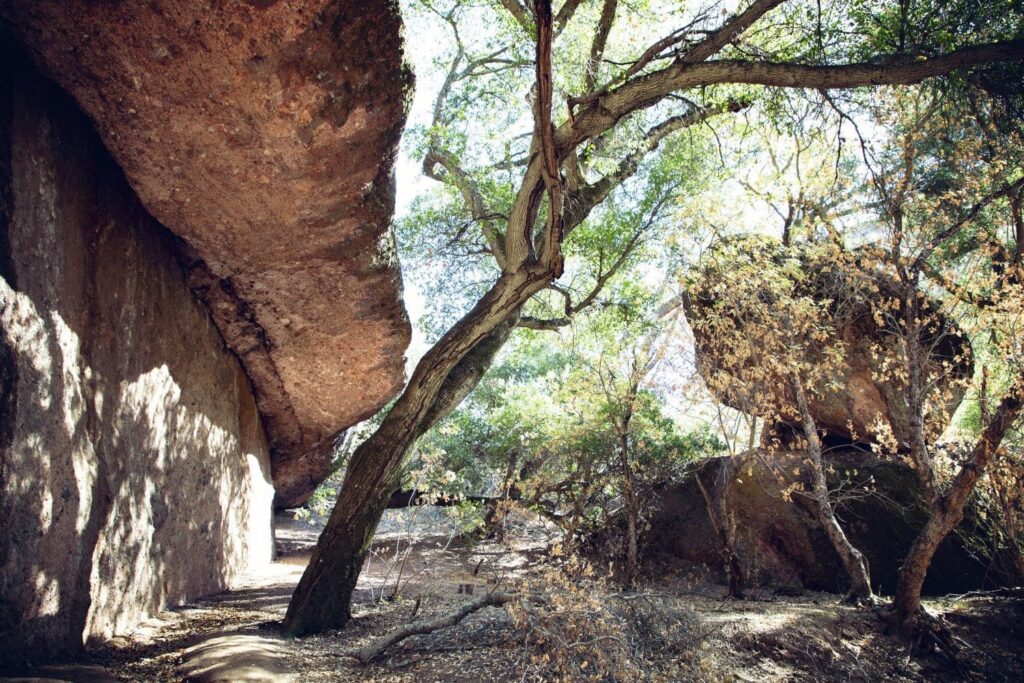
[0,44,274,669]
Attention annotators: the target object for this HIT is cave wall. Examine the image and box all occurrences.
[0,50,275,666]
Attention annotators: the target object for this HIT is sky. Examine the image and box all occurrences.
[393,5,451,374]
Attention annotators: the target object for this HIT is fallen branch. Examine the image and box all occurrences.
[947,586,1024,602]
[353,591,518,663]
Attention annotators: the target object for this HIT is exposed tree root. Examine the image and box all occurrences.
[883,606,969,677]
[842,592,882,607]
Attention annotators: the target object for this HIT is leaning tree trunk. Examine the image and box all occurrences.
[283,270,550,637]
[793,378,874,602]
[695,458,745,598]
[893,379,1023,628]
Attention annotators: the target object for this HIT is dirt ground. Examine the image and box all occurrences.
[84,509,1024,682]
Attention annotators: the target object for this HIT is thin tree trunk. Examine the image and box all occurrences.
[618,414,639,589]
[284,270,550,637]
[893,378,1023,627]
[718,455,745,598]
[695,456,745,598]
[792,377,874,601]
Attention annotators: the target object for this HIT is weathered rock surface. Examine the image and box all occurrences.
[686,238,973,445]
[1,0,414,506]
[645,450,1004,595]
[0,51,274,667]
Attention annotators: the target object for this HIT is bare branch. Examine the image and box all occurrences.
[682,0,788,63]
[571,0,786,109]
[586,0,619,93]
[498,0,531,29]
[518,189,673,330]
[560,40,1024,154]
[554,0,586,33]
[353,591,519,662]
[565,99,750,232]
[912,175,1024,272]
[423,150,508,269]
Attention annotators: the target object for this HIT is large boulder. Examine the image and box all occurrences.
[644,450,1010,595]
[1,0,414,506]
[685,237,973,445]
[1,53,275,666]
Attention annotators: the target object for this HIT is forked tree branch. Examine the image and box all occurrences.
[535,0,565,277]
[559,40,1024,153]
[681,0,788,63]
[565,98,749,233]
[570,0,786,109]
[519,189,674,330]
[423,149,509,269]
[913,175,1024,272]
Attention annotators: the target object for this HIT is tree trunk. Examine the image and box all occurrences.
[793,377,873,601]
[695,457,745,598]
[284,269,551,637]
[718,455,745,598]
[893,378,1023,626]
[618,417,639,589]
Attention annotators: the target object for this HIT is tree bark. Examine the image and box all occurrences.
[284,270,550,637]
[695,457,745,598]
[793,377,874,601]
[618,408,639,589]
[893,378,1023,626]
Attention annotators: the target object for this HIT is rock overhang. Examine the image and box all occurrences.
[1,0,414,506]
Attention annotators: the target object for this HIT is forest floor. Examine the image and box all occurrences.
[82,510,1024,682]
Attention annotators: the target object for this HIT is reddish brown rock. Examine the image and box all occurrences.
[1,0,413,506]
[1,55,274,666]
[685,238,973,445]
[645,450,1005,595]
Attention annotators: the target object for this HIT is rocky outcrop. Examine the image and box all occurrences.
[1,50,275,667]
[645,450,1003,595]
[1,0,414,506]
[686,238,973,445]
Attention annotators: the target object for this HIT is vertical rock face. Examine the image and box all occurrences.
[1,0,414,507]
[0,52,275,666]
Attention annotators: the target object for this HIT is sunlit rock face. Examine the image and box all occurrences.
[0,53,274,667]
[1,0,413,507]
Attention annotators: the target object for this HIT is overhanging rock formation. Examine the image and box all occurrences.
[685,237,973,446]
[2,0,413,507]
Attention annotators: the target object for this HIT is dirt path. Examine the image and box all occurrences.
[71,512,1024,682]
[96,509,548,681]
